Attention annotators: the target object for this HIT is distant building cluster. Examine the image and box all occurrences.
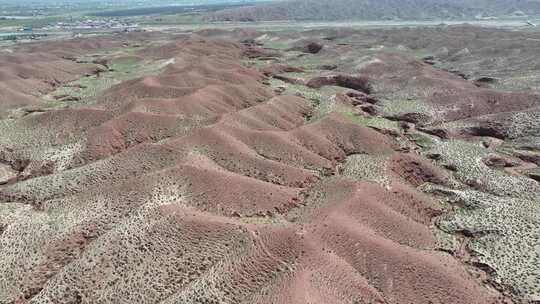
[1,32,47,41]
[41,19,139,31]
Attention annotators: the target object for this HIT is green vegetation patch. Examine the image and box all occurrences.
[288,53,339,70]
[0,203,30,226]
[43,55,172,108]
[423,139,540,301]
[432,227,460,253]
[339,154,390,186]
[501,111,540,139]
[341,108,400,131]
[379,98,435,118]
[502,136,540,151]
[495,73,540,91]
[268,77,344,121]
[406,131,440,150]
[433,187,540,301]
[428,140,539,200]
[262,39,294,51]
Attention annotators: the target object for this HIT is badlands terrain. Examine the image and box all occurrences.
[0,25,539,304]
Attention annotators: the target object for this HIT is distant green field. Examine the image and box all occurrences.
[90,3,255,17]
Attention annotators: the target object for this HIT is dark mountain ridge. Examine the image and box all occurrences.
[206,0,540,21]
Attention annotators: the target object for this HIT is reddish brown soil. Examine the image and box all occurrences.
[358,53,540,123]
[307,74,372,93]
[389,153,451,187]
[426,107,540,142]
[0,35,506,304]
[288,39,325,54]
[261,64,304,76]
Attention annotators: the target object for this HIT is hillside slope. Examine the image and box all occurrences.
[1,26,540,303]
[206,0,540,21]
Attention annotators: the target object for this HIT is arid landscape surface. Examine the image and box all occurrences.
[206,0,540,21]
[1,14,540,304]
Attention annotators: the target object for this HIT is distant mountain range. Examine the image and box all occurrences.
[206,0,540,21]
